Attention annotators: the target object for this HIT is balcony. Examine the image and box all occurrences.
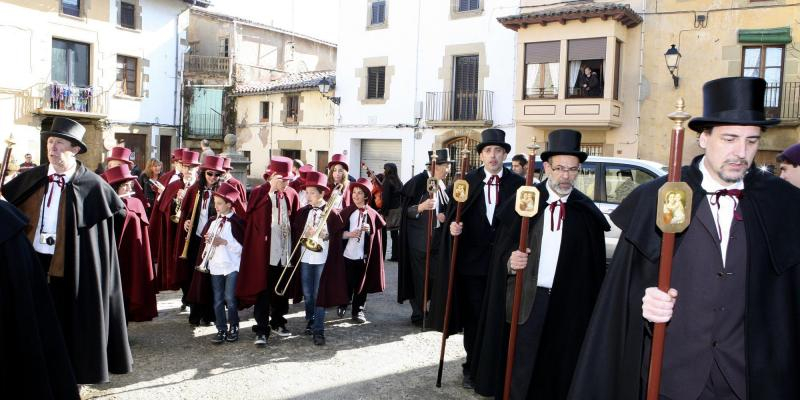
[516,94,622,129]
[34,82,108,119]
[766,82,800,125]
[184,55,230,75]
[426,90,493,127]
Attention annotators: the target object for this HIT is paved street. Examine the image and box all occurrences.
[84,259,484,399]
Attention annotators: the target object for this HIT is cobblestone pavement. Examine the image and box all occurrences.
[83,260,485,399]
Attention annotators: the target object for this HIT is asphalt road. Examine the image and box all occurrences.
[83,259,485,399]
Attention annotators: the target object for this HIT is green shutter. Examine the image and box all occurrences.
[737,27,791,44]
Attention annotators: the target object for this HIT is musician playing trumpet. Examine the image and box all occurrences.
[195,182,245,344]
[338,178,386,324]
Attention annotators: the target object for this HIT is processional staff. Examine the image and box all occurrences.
[422,151,438,331]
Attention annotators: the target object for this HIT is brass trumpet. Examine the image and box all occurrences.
[195,217,225,273]
[170,173,195,223]
[274,184,343,296]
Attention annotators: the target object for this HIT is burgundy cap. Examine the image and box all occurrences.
[223,157,233,171]
[106,147,134,166]
[301,171,331,195]
[327,153,349,171]
[212,182,240,205]
[181,150,200,167]
[102,164,136,186]
[263,156,293,181]
[350,177,373,199]
[200,155,225,173]
[299,164,314,178]
[778,143,800,165]
[172,147,188,162]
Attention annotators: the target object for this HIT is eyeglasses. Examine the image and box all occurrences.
[205,171,222,177]
[551,166,580,174]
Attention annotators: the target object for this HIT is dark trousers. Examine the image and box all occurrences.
[659,359,741,400]
[408,248,429,322]
[253,264,290,336]
[389,230,399,260]
[508,289,551,400]
[457,273,488,375]
[36,252,69,326]
[344,257,368,315]
[186,235,214,324]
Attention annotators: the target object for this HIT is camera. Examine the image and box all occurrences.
[39,233,56,246]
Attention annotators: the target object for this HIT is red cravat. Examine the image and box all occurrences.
[202,189,210,208]
[46,174,65,207]
[274,191,284,224]
[548,200,566,231]
[487,175,500,204]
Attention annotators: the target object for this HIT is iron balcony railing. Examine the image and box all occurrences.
[765,81,800,120]
[184,55,230,75]
[426,90,493,122]
[186,113,224,139]
[38,82,108,116]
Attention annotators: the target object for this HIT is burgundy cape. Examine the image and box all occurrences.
[235,184,301,307]
[131,179,149,210]
[187,213,245,305]
[118,197,158,322]
[146,169,177,267]
[291,205,347,307]
[341,205,386,294]
[172,182,206,290]
[151,178,185,290]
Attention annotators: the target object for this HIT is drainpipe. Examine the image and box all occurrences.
[635,0,646,159]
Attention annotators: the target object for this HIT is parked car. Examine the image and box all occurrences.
[505,156,668,262]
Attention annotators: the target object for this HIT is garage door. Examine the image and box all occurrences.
[360,139,401,178]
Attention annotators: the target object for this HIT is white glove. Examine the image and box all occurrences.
[642,287,678,323]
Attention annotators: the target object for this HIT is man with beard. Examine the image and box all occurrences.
[470,130,608,399]
[428,129,524,389]
[569,77,800,399]
[3,117,132,384]
[397,149,452,327]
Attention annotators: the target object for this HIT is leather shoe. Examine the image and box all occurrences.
[336,305,347,318]
[313,333,326,346]
[226,326,239,342]
[462,373,474,389]
[211,330,226,344]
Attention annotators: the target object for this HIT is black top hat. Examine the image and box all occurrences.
[687,77,780,133]
[426,149,453,165]
[540,129,588,163]
[476,128,511,153]
[42,117,87,154]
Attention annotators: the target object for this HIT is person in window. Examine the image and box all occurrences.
[575,66,601,97]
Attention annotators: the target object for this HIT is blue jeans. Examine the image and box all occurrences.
[301,262,325,334]
[211,271,239,332]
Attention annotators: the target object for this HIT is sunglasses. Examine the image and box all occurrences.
[205,171,222,177]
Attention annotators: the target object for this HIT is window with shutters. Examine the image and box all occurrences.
[120,2,136,29]
[260,101,270,122]
[52,39,90,88]
[61,0,81,17]
[567,38,606,98]
[742,45,784,115]
[285,95,299,124]
[116,55,138,96]
[453,55,479,120]
[369,0,387,28]
[367,67,386,99]
[219,37,230,58]
[457,0,480,12]
[451,0,481,17]
[524,41,560,99]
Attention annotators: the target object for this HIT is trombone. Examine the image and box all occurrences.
[274,184,343,296]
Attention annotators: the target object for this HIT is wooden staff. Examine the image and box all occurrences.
[646,99,692,400]
[0,134,15,195]
[422,152,438,331]
[503,140,539,400]
[436,149,470,387]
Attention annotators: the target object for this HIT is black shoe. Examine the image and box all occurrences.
[411,318,423,327]
[336,305,347,318]
[313,333,326,346]
[352,311,367,324]
[271,325,291,337]
[226,326,239,342]
[305,320,314,335]
[180,304,187,312]
[254,334,268,347]
[462,373,474,389]
[189,318,201,326]
[211,330,226,344]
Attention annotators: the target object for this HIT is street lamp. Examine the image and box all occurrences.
[318,77,340,105]
[664,44,681,88]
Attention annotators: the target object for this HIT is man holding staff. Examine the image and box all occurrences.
[569,77,800,399]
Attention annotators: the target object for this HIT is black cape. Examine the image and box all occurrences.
[471,182,609,398]
[0,200,79,399]
[427,167,524,334]
[3,163,133,384]
[568,155,800,399]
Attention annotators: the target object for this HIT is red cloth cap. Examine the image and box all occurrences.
[223,157,232,171]
[263,156,293,181]
[200,155,225,173]
[299,164,314,178]
[212,182,240,205]
[327,153,349,172]
[102,164,136,186]
[106,147,134,166]
[300,171,331,195]
[172,147,188,162]
[349,177,373,199]
[181,150,200,166]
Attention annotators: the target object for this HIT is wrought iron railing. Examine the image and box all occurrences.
[184,55,230,75]
[426,90,493,122]
[38,82,107,115]
[765,82,800,120]
[186,113,224,139]
[566,87,604,98]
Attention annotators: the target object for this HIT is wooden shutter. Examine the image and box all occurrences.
[458,0,479,11]
[568,38,607,60]
[371,1,385,25]
[453,55,479,120]
[120,2,135,29]
[367,66,385,99]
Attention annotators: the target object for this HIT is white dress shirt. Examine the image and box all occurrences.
[483,167,504,225]
[343,208,368,260]
[195,188,213,237]
[168,167,181,184]
[269,191,290,266]
[698,157,744,267]
[536,184,570,289]
[33,163,77,254]
[207,212,242,275]
[301,203,329,264]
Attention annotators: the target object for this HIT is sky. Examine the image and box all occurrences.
[207,0,340,43]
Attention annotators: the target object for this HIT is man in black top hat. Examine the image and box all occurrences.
[469,129,609,399]
[3,117,132,384]
[569,77,800,400]
[427,128,524,389]
[397,149,452,326]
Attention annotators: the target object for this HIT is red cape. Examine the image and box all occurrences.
[291,205,347,307]
[119,197,158,322]
[235,184,300,307]
[341,205,386,294]
[152,179,186,290]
